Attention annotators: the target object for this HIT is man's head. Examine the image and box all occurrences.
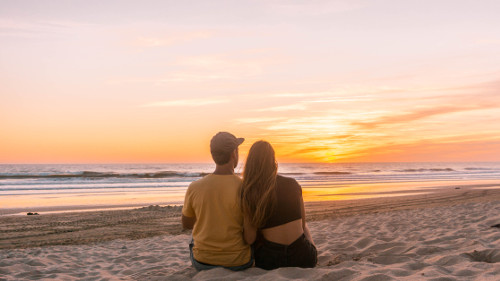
[210,132,244,167]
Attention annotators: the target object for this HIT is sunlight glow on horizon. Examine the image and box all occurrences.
[1,0,500,164]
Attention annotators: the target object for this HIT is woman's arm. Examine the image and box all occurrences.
[300,196,315,246]
[243,214,257,245]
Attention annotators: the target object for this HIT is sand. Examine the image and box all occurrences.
[2,186,500,280]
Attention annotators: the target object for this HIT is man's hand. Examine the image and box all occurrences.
[182,214,196,230]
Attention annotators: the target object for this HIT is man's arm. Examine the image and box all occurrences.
[182,214,196,230]
[182,184,196,230]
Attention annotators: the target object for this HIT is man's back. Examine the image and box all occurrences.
[182,174,251,267]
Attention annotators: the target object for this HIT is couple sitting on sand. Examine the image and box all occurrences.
[182,132,317,270]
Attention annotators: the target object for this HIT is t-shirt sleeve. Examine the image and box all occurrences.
[182,184,195,217]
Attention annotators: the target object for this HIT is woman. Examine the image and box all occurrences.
[241,140,317,270]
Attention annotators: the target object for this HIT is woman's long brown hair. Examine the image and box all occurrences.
[241,140,278,228]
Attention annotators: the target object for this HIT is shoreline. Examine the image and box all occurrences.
[0,204,183,217]
[2,179,499,217]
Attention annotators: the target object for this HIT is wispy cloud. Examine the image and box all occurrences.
[141,98,230,107]
[271,91,332,98]
[169,54,264,81]
[281,146,333,156]
[255,103,308,112]
[157,72,237,83]
[352,104,500,129]
[235,117,287,124]
[0,19,95,38]
[267,0,368,17]
[108,51,279,84]
[306,97,373,103]
[264,116,348,132]
[132,30,214,48]
[248,94,372,113]
[335,136,500,162]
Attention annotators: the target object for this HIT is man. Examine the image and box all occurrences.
[182,132,253,270]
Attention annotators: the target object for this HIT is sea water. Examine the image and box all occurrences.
[1,162,500,214]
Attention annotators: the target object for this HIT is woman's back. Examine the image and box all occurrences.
[254,175,317,269]
[260,175,304,245]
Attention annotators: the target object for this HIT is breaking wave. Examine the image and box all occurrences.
[0,171,210,180]
[394,168,455,173]
[314,171,352,175]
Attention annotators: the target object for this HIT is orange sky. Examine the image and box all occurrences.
[1,1,500,163]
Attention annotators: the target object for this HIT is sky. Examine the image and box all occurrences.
[1,0,500,163]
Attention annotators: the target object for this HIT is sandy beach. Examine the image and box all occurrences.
[2,185,500,280]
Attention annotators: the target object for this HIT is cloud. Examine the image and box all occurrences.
[352,104,500,129]
[141,98,230,107]
[248,94,372,113]
[172,55,264,79]
[255,103,308,112]
[270,90,373,100]
[235,117,287,123]
[156,72,237,83]
[306,97,372,103]
[281,146,333,156]
[112,51,279,84]
[264,116,347,131]
[267,0,367,17]
[335,137,500,162]
[0,19,96,38]
[271,91,332,98]
[132,30,214,48]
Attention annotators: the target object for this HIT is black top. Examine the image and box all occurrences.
[261,175,303,229]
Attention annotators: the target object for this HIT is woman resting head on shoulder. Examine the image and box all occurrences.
[241,140,317,270]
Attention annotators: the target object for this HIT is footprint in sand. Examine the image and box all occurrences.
[463,249,500,263]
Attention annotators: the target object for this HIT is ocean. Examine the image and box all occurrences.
[1,162,500,215]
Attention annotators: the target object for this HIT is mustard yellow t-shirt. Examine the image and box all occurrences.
[182,174,251,267]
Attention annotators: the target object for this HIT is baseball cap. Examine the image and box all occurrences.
[210,132,244,153]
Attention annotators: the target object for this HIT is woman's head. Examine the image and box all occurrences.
[241,140,278,228]
[244,140,277,178]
